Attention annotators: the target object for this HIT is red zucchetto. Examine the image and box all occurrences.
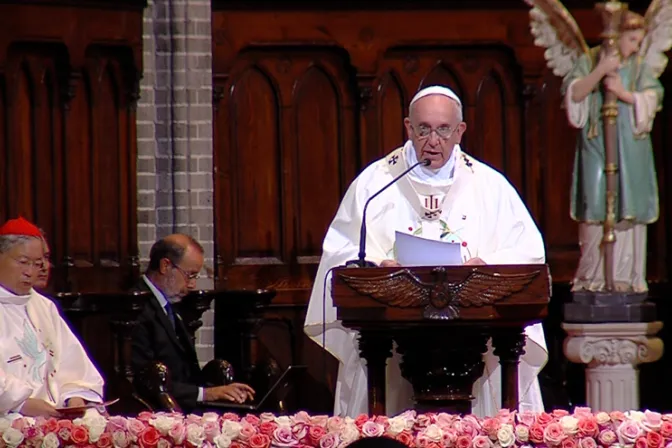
[0,216,43,237]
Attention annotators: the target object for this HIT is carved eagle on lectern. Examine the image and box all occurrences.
[338,267,540,320]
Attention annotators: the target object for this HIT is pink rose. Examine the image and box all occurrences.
[221,413,241,422]
[455,435,471,448]
[326,418,344,433]
[243,415,261,426]
[138,427,161,448]
[442,429,458,446]
[610,412,626,425]
[578,418,599,438]
[460,420,479,438]
[415,415,432,430]
[42,418,59,434]
[249,434,271,448]
[311,416,329,429]
[544,423,567,445]
[374,416,389,428]
[537,413,555,427]
[97,433,113,448]
[598,430,617,446]
[579,437,597,448]
[618,420,642,444]
[497,410,515,425]
[636,437,650,448]
[473,435,493,448]
[554,410,570,419]
[529,424,545,443]
[127,419,146,438]
[168,422,186,445]
[647,432,664,448]
[574,408,594,419]
[562,437,578,448]
[204,421,220,442]
[361,422,384,438]
[58,428,71,442]
[518,411,537,427]
[660,421,672,438]
[292,422,308,441]
[11,419,26,431]
[259,413,276,423]
[71,425,90,445]
[308,426,326,445]
[482,418,501,439]
[239,423,258,440]
[22,426,42,439]
[106,416,127,433]
[259,422,278,437]
[440,414,460,428]
[645,412,663,431]
[186,414,202,425]
[354,415,370,429]
[319,433,340,448]
[396,432,413,447]
[137,412,154,423]
[292,412,311,425]
[272,427,298,447]
[58,420,74,430]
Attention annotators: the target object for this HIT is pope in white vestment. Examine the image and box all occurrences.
[0,217,104,416]
[304,86,548,418]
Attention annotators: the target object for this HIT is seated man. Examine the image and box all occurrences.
[131,234,255,412]
[304,85,548,417]
[0,217,104,416]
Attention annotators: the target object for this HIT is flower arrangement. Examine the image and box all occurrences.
[0,408,670,448]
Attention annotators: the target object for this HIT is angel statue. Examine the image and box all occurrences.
[525,0,672,293]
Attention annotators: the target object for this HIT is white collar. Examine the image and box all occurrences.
[403,140,458,186]
[142,275,169,309]
[0,284,31,305]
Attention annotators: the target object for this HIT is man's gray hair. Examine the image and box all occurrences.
[0,235,40,254]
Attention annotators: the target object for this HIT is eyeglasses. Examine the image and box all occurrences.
[412,124,458,140]
[170,261,200,281]
[9,256,47,271]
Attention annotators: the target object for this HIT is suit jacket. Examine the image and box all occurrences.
[130,279,203,411]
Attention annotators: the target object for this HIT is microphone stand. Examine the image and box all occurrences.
[345,158,431,268]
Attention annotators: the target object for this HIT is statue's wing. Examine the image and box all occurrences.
[524,0,591,77]
[455,270,540,307]
[338,269,431,308]
[639,0,672,79]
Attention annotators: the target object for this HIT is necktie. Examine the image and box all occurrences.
[164,302,176,330]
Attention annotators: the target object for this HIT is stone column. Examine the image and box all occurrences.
[563,322,663,412]
[136,0,215,365]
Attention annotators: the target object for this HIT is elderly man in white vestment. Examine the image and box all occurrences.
[0,217,104,417]
[304,85,548,418]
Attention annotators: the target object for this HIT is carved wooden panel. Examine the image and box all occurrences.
[0,1,142,294]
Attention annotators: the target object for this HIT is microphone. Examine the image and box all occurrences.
[345,158,431,268]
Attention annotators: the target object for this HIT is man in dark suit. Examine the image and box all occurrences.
[131,234,254,412]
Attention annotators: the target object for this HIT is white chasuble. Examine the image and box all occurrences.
[0,286,104,414]
[304,142,548,418]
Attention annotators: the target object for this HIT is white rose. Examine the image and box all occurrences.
[151,416,177,436]
[157,440,172,448]
[202,413,219,423]
[89,425,105,443]
[112,431,130,448]
[387,418,406,436]
[42,432,60,448]
[595,413,611,426]
[424,425,443,442]
[2,428,24,447]
[221,421,241,439]
[187,423,206,448]
[515,425,529,443]
[627,412,646,423]
[497,424,515,448]
[214,434,232,448]
[339,424,360,445]
[0,418,11,433]
[275,416,292,428]
[560,416,579,435]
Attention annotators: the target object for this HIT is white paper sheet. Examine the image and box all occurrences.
[394,231,463,266]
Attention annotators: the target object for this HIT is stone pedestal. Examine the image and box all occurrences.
[563,322,663,412]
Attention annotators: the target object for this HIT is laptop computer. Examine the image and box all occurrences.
[202,365,307,411]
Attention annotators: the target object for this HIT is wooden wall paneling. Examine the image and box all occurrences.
[0,71,6,223]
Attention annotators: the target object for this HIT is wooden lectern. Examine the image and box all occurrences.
[331,264,550,415]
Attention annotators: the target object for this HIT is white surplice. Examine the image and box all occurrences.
[0,285,104,414]
[304,141,548,418]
